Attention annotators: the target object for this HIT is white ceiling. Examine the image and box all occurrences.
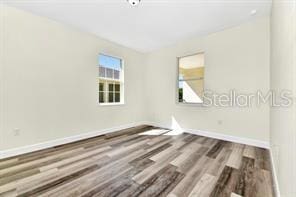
[4,0,271,52]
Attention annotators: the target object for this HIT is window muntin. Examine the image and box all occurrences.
[98,54,123,104]
[178,53,205,104]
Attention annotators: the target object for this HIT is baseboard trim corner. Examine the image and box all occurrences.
[0,121,147,160]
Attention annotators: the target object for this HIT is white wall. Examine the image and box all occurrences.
[270,0,296,196]
[0,6,146,150]
[145,17,270,143]
[0,6,271,153]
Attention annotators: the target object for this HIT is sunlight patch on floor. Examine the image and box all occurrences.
[139,129,170,135]
[163,116,184,136]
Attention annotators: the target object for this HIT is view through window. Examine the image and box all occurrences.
[98,54,123,104]
[178,53,205,104]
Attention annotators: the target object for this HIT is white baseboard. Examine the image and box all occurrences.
[185,128,270,149]
[269,147,281,197]
[144,121,270,149]
[0,121,270,159]
[0,121,147,159]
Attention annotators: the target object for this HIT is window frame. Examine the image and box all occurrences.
[176,52,205,106]
[97,53,125,106]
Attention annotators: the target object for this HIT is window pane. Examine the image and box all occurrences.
[115,84,120,92]
[99,83,104,91]
[114,70,120,80]
[99,67,106,78]
[109,83,114,91]
[178,53,204,104]
[99,92,105,103]
[115,93,120,102]
[98,54,123,104]
[178,53,204,80]
[108,92,114,102]
[98,54,121,71]
[178,80,203,103]
[106,68,113,79]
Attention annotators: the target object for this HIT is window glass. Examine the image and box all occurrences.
[178,53,204,104]
[99,83,104,91]
[98,54,123,104]
[109,83,114,91]
[115,84,120,92]
[99,92,105,103]
[115,93,120,102]
[108,92,114,102]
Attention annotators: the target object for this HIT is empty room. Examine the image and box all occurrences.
[0,0,295,196]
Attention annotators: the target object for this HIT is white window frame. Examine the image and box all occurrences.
[98,53,125,106]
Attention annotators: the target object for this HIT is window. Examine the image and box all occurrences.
[178,53,205,104]
[98,54,124,105]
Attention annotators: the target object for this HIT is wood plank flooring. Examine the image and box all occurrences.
[0,125,275,197]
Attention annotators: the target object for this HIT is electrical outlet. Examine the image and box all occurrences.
[13,128,20,136]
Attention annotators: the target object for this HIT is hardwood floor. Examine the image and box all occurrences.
[0,125,275,197]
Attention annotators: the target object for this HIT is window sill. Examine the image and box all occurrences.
[97,102,125,106]
[176,102,205,107]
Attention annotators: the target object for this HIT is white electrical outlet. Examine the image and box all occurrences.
[13,128,20,136]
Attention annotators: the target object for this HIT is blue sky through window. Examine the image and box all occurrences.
[98,54,121,71]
